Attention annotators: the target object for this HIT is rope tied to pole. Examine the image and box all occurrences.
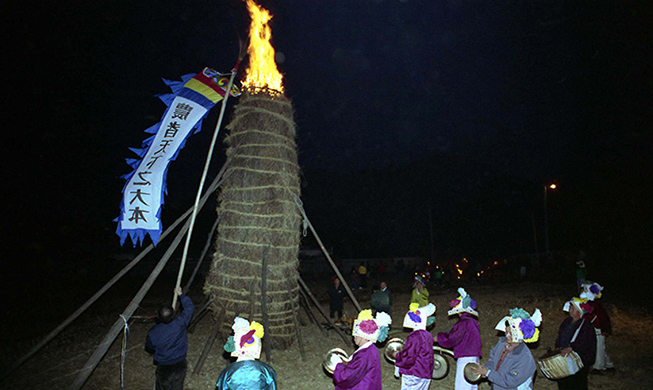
[119,314,129,390]
[292,194,308,237]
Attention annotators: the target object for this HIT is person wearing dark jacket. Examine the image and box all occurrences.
[328,276,345,321]
[370,281,392,315]
[146,287,194,390]
[555,297,596,390]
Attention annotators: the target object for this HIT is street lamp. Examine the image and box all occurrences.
[543,182,557,266]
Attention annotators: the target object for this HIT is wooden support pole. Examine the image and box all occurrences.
[285,279,305,360]
[297,276,349,344]
[192,304,226,376]
[183,215,220,293]
[295,292,309,326]
[248,278,257,321]
[188,297,213,334]
[261,247,271,362]
[298,287,326,335]
[68,210,197,390]
[292,196,362,312]
[2,166,229,382]
[173,68,239,309]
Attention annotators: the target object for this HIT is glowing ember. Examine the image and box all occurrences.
[243,0,284,93]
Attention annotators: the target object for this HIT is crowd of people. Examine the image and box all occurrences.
[143,273,613,390]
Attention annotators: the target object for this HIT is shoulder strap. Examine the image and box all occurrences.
[570,319,585,343]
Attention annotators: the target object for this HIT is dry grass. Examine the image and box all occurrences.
[204,90,301,349]
[2,282,652,389]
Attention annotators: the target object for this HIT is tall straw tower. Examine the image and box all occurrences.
[203,0,301,349]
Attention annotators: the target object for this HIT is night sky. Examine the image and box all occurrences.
[2,0,652,287]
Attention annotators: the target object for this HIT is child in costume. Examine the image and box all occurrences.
[395,303,436,390]
[580,282,614,373]
[216,317,277,390]
[332,309,392,390]
[436,287,482,390]
[472,308,541,390]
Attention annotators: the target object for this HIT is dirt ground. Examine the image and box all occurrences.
[2,280,652,389]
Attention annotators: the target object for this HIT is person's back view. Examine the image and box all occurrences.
[145,287,194,390]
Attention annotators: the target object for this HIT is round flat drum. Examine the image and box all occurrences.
[464,362,482,383]
[432,353,449,379]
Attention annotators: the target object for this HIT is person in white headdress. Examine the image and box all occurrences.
[436,287,482,390]
[555,297,596,390]
[471,308,541,389]
[332,309,392,390]
[216,317,276,390]
[580,282,614,373]
[394,303,436,390]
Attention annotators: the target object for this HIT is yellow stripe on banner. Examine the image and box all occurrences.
[185,78,224,103]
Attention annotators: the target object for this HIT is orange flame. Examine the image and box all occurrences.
[242,0,284,93]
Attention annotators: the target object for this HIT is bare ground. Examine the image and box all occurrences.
[2,281,652,389]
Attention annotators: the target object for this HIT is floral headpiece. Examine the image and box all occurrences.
[580,282,603,301]
[495,308,542,343]
[403,303,436,330]
[448,287,478,316]
[224,317,265,359]
[352,309,392,343]
[414,276,426,286]
[563,297,593,314]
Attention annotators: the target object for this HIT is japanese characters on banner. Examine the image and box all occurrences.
[117,67,240,246]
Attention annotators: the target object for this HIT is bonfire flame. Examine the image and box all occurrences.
[243,0,284,94]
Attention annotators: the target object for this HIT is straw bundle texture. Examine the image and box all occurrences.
[204,89,301,349]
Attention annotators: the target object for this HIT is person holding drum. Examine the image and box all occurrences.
[216,317,277,390]
[555,297,597,390]
[436,287,482,390]
[471,308,541,389]
[333,309,392,390]
[394,303,437,390]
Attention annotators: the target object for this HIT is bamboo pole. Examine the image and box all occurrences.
[285,279,305,360]
[297,276,349,344]
[173,66,239,309]
[248,278,257,321]
[68,209,197,390]
[192,304,226,376]
[292,195,362,312]
[188,297,213,334]
[1,161,231,381]
[261,247,271,362]
[298,288,326,335]
[183,215,220,293]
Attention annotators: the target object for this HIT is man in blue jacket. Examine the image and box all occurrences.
[146,287,194,390]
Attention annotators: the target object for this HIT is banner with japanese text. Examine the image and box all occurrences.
[117,68,240,246]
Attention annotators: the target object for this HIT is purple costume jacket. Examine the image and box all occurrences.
[333,342,382,390]
[436,313,482,358]
[395,329,434,379]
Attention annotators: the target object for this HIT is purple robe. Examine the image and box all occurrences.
[395,329,434,379]
[333,342,382,390]
[436,313,482,358]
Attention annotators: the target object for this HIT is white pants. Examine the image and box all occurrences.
[455,356,479,390]
[401,374,431,390]
[593,332,614,370]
